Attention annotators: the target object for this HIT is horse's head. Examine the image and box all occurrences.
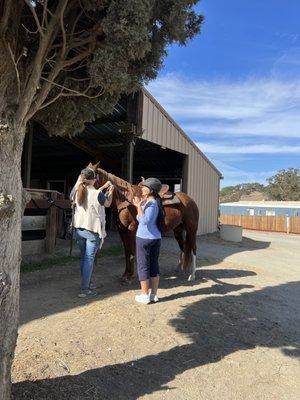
[85,162,106,189]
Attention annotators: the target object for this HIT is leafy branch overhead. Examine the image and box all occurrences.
[0,0,203,136]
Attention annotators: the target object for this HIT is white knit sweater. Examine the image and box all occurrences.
[73,186,106,239]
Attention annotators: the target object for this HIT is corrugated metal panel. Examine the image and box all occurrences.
[141,89,221,234]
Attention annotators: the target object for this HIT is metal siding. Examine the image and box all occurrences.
[147,97,153,142]
[166,122,171,150]
[142,90,220,234]
[166,120,171,149]
[203,161,208,233]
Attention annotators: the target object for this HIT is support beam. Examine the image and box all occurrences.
[182,154,189,193]
[63,137,98,158]
[63,136,120,167]
[125,135,134,183]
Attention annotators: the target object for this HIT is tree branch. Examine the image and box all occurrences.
[62,48,92,67]
[24,0,44,37]
[0,0,13,34]
[7,42,21,101]
[17,0,69,124]
[38,86,65,110]
[59,0,68,58]
[39,76,104,99]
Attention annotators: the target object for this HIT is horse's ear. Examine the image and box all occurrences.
[87,161,100,171]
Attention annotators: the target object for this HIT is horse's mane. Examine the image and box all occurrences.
[96,167,141,203]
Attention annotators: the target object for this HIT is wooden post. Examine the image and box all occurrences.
[286,215,290,234]
[23,125,33,188]
[125,136,134,183]
[45,192,57,253]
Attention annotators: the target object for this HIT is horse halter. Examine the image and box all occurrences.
[96,168,135,212]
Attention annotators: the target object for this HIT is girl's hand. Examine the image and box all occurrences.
[133,196,143,207]
[100,181,112,191]
[107,185,115,194]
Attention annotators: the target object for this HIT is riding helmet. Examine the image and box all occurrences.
[140,177,162,194]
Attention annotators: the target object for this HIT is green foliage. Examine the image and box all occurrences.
[220,183,266,203]
[33,0,203,136]
[220,168,300,202]
[266,168,300,201]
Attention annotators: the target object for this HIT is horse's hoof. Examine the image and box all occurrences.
[121,275,134,285]
[188,274,195,282]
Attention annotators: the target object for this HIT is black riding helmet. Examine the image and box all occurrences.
[81,168,96,180]
[140,177,162,194]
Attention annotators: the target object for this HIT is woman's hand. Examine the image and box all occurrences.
[99,180,112,191]
[133,196,143,207]
[107,184,115,195]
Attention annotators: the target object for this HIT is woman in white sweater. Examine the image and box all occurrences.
[72,168,114,298]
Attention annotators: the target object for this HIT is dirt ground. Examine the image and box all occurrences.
[12,230,300,400]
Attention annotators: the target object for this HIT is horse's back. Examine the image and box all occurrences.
[174,192,199,228]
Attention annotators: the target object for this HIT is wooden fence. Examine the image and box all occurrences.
[23,189,72,255]
[220,215,300,234]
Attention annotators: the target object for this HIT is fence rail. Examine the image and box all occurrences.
[23,189,72,255]
[220,215,300,234]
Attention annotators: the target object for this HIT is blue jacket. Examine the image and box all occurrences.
[136,200,162,240]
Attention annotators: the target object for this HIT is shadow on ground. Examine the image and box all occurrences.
[19,233,268,326]
[13,281,300,399]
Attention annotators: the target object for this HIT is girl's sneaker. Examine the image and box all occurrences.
[135,294,150,304]
[89,283,97,290]
[150,294,159,303]
[78,289,97,298]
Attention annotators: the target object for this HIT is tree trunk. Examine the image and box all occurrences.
[0,121,26,399]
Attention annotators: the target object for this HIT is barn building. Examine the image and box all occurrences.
[22,88,222,237]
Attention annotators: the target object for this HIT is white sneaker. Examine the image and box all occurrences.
[135,294,150,304]
[150,294,159,303]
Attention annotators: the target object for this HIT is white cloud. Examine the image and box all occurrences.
[210,159,277,188]
[147,72,300,186]
[196,143,300,154]
[147,73,300,139]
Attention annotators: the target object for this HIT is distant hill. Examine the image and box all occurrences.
[220,169,300,203]
[220,183,269,203]
[239,191,270,201]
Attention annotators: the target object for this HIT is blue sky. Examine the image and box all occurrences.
[147,0,300,187]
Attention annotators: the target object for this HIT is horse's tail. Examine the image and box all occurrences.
[182,201,199,272]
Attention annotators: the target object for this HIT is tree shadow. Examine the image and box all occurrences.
[13,281,300,399]
[19,231,266,326]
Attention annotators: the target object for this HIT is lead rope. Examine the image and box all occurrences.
[69,189,77,256]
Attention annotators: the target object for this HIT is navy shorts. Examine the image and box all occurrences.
[136,237,161,281]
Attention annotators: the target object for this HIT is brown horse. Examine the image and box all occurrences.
[89,163,199,281]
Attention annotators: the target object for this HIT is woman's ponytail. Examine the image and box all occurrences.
[154,192,165,233]
[76,181,88,206]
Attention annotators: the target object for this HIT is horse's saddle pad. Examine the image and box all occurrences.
[162,194,181,206]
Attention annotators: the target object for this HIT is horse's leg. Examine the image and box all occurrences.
[173,224,185,271]
[185,227,197,281]
[119,231,133,282]
[119,230,136,283]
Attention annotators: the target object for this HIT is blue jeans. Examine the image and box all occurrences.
[136,237,161,281]
[75,228,101,290]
